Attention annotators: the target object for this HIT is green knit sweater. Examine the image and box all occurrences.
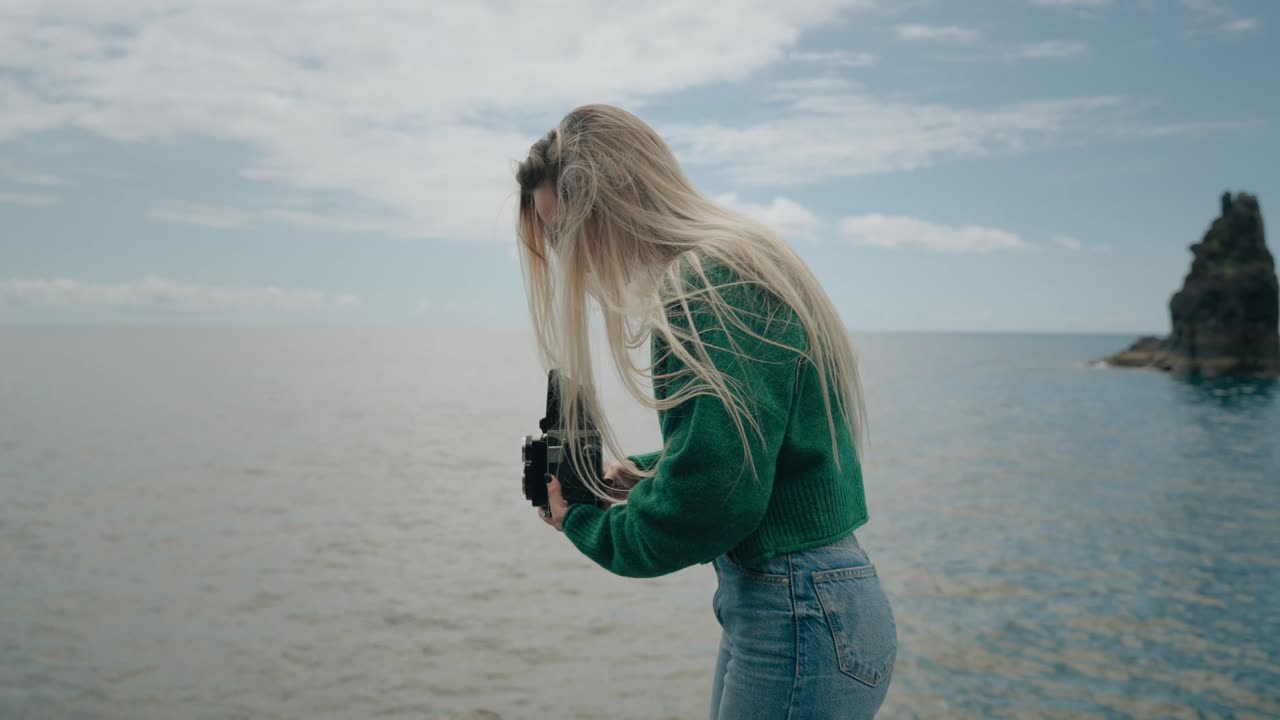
[562,263,869,578]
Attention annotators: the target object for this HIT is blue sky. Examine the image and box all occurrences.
[1,0,1276,332]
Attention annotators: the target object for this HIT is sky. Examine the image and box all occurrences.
[1,0,1276,333]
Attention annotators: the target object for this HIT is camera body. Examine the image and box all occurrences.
[522,369,603,509]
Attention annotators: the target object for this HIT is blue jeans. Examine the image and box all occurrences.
[709,532,897,719]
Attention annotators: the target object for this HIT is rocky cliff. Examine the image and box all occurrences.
[1105,192,1279,377]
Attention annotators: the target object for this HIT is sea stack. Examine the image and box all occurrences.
[1105,191,1280,377]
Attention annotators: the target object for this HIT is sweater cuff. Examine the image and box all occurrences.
[562,502,604,555]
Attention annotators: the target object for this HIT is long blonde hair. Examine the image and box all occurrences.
[515,104,868,504]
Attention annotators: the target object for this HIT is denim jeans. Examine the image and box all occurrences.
[709,532,897,719]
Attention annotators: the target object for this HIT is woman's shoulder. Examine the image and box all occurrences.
[662,250,807,353]
[662,251,765,309]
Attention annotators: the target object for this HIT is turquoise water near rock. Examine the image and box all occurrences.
[1,328,1276,719]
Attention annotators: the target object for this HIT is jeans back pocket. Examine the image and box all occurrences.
[812,564,897,687]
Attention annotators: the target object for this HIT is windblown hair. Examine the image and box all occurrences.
[515,104,868,505]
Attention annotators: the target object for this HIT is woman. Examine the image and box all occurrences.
[516,104,897,719]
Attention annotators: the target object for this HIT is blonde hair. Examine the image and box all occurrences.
[515,104,868,505]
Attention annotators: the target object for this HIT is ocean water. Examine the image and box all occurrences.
[0,327,1277,720]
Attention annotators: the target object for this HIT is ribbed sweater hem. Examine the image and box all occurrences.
[729,512,869,568]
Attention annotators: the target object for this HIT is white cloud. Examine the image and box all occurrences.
[0,275,360,312]
[0,164,64,186]
[769,76,860,99]
[894,24,981,44]
[147,205,245,230]
[715,193,821,241]
[787,50,877,67]
[148,203,403,235]
[1179,0,1259,33]
[1013,41,1088,59]
[0,1,872,243]
[0,191,62,207]
[667,94,1122,185]
[1053,234,1117,252]
[1222,18,1259,32]
[840,215,1034,253]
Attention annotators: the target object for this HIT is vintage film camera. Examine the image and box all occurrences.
[521,370,603,510]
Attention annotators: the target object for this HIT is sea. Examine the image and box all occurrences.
[1,327,1277,720]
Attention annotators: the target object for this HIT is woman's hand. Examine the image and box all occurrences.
[537,474,568,532]
[538,462,646,530]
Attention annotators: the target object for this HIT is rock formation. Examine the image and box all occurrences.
[1105,191,1279,377]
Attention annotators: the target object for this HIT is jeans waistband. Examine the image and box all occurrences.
[721,530,870,577]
